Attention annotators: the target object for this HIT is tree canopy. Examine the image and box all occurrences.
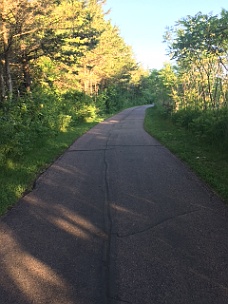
[163,10,228,111]
[0,0,146,102]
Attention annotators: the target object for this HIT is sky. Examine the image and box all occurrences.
[104,0,228,70]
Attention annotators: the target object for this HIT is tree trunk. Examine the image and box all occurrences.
[22,60,31,92]
[2,0,13,99]
[4,53,13,98]
[0,61,6,102]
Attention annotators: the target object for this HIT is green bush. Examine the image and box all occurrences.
[0,87,92,164]
[0,81,140,167]
[171,107,228,147]
[171,108,201,129]
[190,109,228,144]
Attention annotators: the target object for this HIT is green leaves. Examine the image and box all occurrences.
[162,10,228,113]
[166,11,228,62]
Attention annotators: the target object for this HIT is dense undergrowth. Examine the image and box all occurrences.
[144,105,228,204]
[171,108,228,149]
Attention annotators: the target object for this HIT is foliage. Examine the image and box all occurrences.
[145,10,228,151]
[0,86,98,165]
[0,0,145,101]
[170,108,228,146]
[0,0,148,163]
[163,10,228,111]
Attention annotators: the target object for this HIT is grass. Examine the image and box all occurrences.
[144,105,228,204]
[0,116,108,215]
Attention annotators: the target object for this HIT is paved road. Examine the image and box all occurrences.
[0,105,228,304]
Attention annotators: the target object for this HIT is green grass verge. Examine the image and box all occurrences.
[0,116,108,216]
[144,106,228,203]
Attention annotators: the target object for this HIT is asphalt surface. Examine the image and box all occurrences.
[0,105,228,304]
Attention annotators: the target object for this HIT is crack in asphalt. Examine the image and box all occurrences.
[103,108,137,303]
[103,142,113,304]
[103,118,118,303]
[66,144,162,153]
[68,148,112,152]
[116,208,202,238]
[108,144,162,147]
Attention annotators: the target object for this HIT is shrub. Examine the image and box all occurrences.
[171,108,201,129]
[190,109,228,145]
[171,107,228,147]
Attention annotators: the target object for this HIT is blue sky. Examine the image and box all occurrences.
[104,0,228,70]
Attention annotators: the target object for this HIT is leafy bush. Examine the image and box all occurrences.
[58,114,72,132]
[190,109,228,144]
[101,85,127,114]
[171,107,228,147]
[171,108,201,129]
[0,80,139,167]
[0,87,94,164]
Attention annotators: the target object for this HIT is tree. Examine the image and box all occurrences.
[0,0,14,99]
[0,0,57,99]
[77,20,137,95]
[47,0,105,91]
[164,10,228,110]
